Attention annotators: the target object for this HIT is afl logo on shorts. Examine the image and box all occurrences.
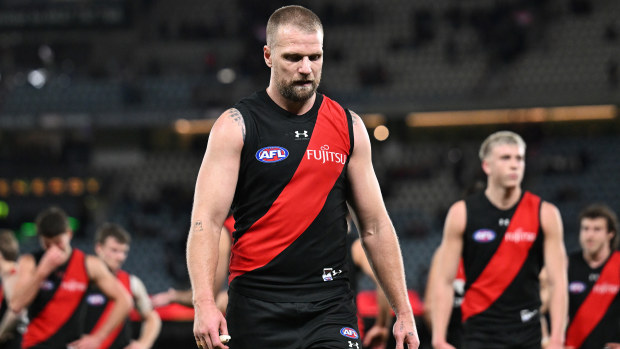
[569,281,586,294]
[473,229,496,243]
[256,146,289,163]
[340,327,359,339]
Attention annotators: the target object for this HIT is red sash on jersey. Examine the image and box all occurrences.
[23,249,89,348]
[223,215,235,239]
[461,191,541,322]
[456,259,466,282]
[229,97,350,282]
[565,251,620,348]
[90,270,131,349]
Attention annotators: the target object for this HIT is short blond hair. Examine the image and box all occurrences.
[266,5,323,48]
[479,131,526,161]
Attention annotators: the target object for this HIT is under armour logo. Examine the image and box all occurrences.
[295,130,308,138]
[348,341,359,348]
[499,218,510,227]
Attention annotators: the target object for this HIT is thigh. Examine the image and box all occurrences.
[226,290,301,349]
[301,293,362,349]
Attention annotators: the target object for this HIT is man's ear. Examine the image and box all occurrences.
[481,159,491,176]
[264,45,272,68]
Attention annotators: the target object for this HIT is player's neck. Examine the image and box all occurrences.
[485,185,522,210]
[583,246,611,269]
[266,86,316,115]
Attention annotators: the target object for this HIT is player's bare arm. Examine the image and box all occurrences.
[69,255,133,348]
[188,108,243,349]
[346,110,419,349]
[10,247,68,313]
[431,200,466,349]
[540,201,568,349]
[128,275,161,349]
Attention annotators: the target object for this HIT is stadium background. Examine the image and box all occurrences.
[0,0,618,345]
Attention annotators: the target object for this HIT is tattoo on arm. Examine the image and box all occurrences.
[350,110,360,126]
[193,221,204,232]
[227,108,246,141]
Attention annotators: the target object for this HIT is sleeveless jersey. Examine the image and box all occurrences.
[24,249,89,348]
[84,270,133,349]
[229,90,353,302]
[566,250,620,348]
[461,191,543,329]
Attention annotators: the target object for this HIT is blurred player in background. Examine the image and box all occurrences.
[10,206,132,349]
[566,204,620,349]
[0,229,24,349]
[432,131,567,349]
[84,223,161,349]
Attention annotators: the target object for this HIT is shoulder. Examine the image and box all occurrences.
[16,253,35,269]
[347,110,367,139]
[540,200,560,215]
[445,200,467,232]
[211,108,246,144]
[449,200,467,217]
[85,255,108,278]
[540,200,562,226]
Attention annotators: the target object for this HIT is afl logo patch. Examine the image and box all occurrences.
[473,229,496,243]
[41,280,55,291]
[569,281,586,294]
[87,294,106,306]
[340,327,359,339]
[256,146,289,163]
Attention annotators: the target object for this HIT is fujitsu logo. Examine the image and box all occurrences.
[593,282,620,295]
[305,145,347,164]
[504,228,536,243]
[60,279,87,292]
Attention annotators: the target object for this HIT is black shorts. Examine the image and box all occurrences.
[226,289,361,349]
[463,321,541,349]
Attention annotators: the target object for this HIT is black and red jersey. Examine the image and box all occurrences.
[566,251,620,349]
[23,249,89,348]
[84,269,133,349]
[229,90,353,302]
[461,191,544,329]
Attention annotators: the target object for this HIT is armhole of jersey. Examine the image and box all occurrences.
[344,109,354,155]
[538,196,544,232]
[462,200,469,236]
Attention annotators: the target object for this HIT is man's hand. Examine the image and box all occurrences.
[124,340,148,349]
[67,334,103,349]
[392,313,420,349]
[363,324,389,349]
[432,340,456,349]
[39,245,69,276]
[150,288,174,308]
[194,300,228,349]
